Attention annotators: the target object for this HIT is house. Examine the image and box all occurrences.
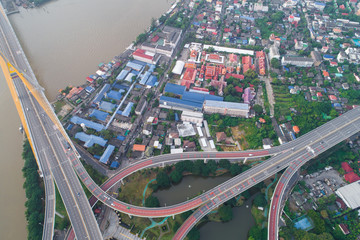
[216,132,227,142]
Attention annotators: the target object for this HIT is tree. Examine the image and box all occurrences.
[218,204,233,222]
[229,164,242,176]
[307,210,325,234]
[271,58,280,69]
[187,228,200,240]
[253,104,263,115]
[145,195,160,208]
[170,170,182,184]
[248,225,262,239]
[253,194,267,207]
[156,171,171,188]
[219,159,231,169]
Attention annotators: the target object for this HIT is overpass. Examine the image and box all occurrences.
[0,3,103,239]
[172,107,360,239]
[2,2,360,239]
[268,162,300,240]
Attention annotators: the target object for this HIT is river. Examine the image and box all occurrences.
[1,0,172,238]
[153,174,256,239]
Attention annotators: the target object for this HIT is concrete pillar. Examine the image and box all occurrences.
[204,158,207,164]
[161,162,165,168]
[128,214,132,219]
[121,179,124,185]
[243,158,248,164]
[172,215,175,219]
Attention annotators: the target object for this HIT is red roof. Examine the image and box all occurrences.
[344,172,360,183]
[133,49,153,60]
[342,162,353,173]
[192,87,209,92]
[329,95,337,101]
[182,68,197,82]
[86,77,94,83]
[317,92,323,97]
[151,35,160,42]
[224,28,231,33]
[209,54,220,60]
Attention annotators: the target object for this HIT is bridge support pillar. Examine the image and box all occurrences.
[243,158,248,164]
[204,159,207,164]
[128,214,132,219]
[121,179,124,185]
[161,162,165,168]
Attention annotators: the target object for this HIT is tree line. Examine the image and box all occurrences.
[22,140,44,240]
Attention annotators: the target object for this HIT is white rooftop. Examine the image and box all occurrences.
[336,181,360,209]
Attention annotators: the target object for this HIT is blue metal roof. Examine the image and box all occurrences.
[110,161,120,168]
[107,90,122,101]
[66,124,73,131]
[139,71,151,85]
[113,83,130,91]
[146,75,158,87]
[160,96,203,110]
[70,116,104,132]
[117,135,126,141]
[99,101,117,113]
[85,86,95,93]
[121,102,134,117]
[99,145,115,164]
[89,109,109,121]
[131,59,147,67]
[164,83,186,95]
[182,91,223,104]
[92,84,110,104]
[126,61,143,71]
[116,69,129,80]
[75,132,107,148]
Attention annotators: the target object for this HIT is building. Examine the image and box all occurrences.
[133,144,146,152]
[281,56,314,67]
[160,96,203,111]
[256,51,266,75]
[135,98,147,115]
[203,100,249,117]
[172,60,185,75]
[311,51,322,67]
[269,44,280,60]
[181,111,204,124]
[132,49,160,64]
[336,180,360,209]
[99,145,115,164]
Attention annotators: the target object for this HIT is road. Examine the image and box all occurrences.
[173,107,360,239]
[268,163,300,240]
[0,3,103,239]
[65,106,360,239]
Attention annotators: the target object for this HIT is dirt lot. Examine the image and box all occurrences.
[58,103,72,118]
[231,126,249,150]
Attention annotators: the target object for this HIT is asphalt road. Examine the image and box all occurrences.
[268,163,300,240]
[0,4,102,239]
[173,107,360,239]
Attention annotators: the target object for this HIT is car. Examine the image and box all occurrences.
[273,206,275,210]
[127,207,131,210]
[77,192,80,196]
[249,154,253,156]
[26,108,29,111]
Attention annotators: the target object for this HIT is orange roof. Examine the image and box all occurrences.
[323,70,329,77]
[293,126,300,133]
[185,62,196,69]
[133,144,146,152]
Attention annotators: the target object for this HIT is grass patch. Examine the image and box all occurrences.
[118,170,157,206]
[251,205,266,226]
[54,186,70,230]
[53,100,66,114]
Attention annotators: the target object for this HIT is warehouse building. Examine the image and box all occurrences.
[135,98,147,115]
[281,56,314,67]
[160,96,203,111]
[203,100,249,117]
[181,111,204,124]
[336,181,360,209]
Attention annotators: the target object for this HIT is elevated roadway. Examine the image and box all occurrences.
[0,3,103,239]
[173,107,360,239]
[268,163,300,240]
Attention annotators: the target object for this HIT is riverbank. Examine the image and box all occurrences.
[21,140,44,240]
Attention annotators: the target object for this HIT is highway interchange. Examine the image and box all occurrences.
[1,1,360,239]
